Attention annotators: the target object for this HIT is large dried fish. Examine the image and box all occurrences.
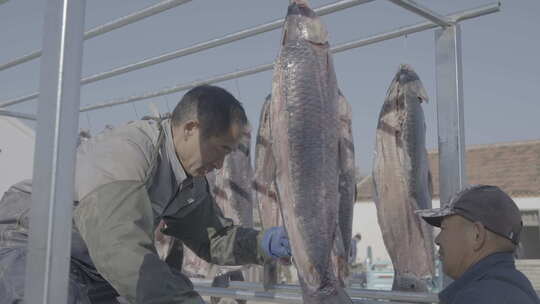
[253,95,283,289]
[266,1,351,302]
[372,64,435,292]
[332,91,356,286]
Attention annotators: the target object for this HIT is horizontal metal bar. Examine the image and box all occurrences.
[80,64,273,112]
[79,2,500,113]
[0,109,36,120]
[0,92,38,107]
[194,286,435,304]
[79,0,374,85]
[346,289,437,303]
[0,0,191,72]
[85,0,192,40]
[192,280,438,303]
[387,0,452,27]
[0,0,374,108]
[331,2,500,53]
[447,1,501,23]
[196,286,302,304]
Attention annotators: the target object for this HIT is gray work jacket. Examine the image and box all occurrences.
[439,252,539,304]
[73,119,267,304]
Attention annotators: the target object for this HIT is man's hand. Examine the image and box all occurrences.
[261,226,292,259]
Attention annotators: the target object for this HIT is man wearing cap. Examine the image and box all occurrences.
[417,184,539,304]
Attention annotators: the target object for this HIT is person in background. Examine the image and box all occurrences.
[349,233,362,266]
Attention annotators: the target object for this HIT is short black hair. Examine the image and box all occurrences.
[171,85,248,137]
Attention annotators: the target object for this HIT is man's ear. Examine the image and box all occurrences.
[472,221,487,251]
[183,120,199,138]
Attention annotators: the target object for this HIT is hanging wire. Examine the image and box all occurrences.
[132,102,140,119]
[85,111,93,131]
[403,33,415,66]
[164,95,172,114]
[403,34,409,64]
[234,68,243,101]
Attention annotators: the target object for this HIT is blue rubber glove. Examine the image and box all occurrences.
[261,226,292,258]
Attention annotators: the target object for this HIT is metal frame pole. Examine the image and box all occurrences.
[76,3,499,113]
[191,280,439,303]
[24,0,86,303]
[387,0,452,27]
[0,109,36,121]
[194,286,436,304]
[0,0,191,72]
[435,24,467,207]
[434,24,466,288]
[0,0,375,108]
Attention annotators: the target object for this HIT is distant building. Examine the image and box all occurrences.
[353,140,540,267]
[0,115,34,196]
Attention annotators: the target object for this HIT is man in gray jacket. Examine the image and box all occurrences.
[0,85,291,304]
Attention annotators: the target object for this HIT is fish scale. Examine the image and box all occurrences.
[254,95,284,289]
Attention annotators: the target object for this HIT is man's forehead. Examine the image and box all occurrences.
[441,214,459,225]
[442,214,471,227]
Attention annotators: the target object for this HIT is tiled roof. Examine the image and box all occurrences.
[356,140,540,201]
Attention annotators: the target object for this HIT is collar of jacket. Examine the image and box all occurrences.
[162,119,187,186]
[439,252,515,303]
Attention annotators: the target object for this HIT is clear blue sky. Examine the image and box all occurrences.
[0,0,538,175]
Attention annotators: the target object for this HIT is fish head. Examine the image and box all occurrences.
[396,64,429,103]
[282,0,329,46]
[379,64,429,130]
